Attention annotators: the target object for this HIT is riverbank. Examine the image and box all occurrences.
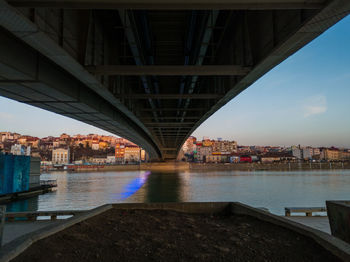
[44,162,350,172]
[189,162,350,171]
[7,203,348,262]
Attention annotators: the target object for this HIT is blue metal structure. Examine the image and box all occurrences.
[0,154,30,195]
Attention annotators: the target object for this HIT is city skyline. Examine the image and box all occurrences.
[1,16,350,147]
[3,131,349,164]
[1,130,349,149]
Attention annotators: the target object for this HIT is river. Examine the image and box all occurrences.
[6,169,350,215]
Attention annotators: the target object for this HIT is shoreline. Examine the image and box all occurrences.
[189,162,350,171]
[42,162,350,172]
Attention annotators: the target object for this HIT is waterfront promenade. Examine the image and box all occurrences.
[2,221,63,245]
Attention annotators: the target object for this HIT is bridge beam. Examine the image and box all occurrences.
[1,0,349,161]
[0,26,162,159]
[141,108,205,112]
[117,94,222,99]
[87,65,251,76]
[0,0,153,139]
[7,0,324,10]
[145,122,195,126]
[181,0,350,155]
[140,116,200,120]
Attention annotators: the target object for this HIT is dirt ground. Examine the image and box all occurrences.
[12,209,341,262]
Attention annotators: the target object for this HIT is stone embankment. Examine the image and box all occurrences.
[189,162,350,171]
[45,162,350,172]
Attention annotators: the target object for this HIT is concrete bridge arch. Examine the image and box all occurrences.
[0,0,349,160]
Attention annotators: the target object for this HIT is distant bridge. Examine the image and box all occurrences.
[0,0,349,160]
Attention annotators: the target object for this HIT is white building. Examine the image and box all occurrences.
[106,155,116,164]
[292,147,302,160]
[90,156,107,164]
[313,148,321,156]
[196,146,212,162]
[91,142,99,150]
[52,148,70,164]
[302,147,314,160]
[10,144,30,156]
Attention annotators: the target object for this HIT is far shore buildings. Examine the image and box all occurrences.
[124,145,141,163]
[0,132,20,142]
[115,143,125,163]
[2,131,350,164]
[52,148,70,164]
[182,136,350,163]
[291,145,350,161]
[260,153,296,163]
[91,142,100,150]
[183,136,238,162]
[10,144,31,156]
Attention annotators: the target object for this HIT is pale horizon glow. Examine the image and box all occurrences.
[1,16,350,147]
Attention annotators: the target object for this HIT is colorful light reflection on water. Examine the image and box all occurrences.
[6,170,350,214]
[117,171,151,200]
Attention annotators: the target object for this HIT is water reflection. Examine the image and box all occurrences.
[6,197,38,212]
[145,172,183,202]
[115,171,151,200]
[5,170,350,215]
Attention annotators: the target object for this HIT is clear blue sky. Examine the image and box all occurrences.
[1,15,350,147]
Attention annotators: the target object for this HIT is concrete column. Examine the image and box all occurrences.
[0,205,6,246]
[29,157,41,189]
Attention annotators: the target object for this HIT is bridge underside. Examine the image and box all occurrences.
[0,0,349,160]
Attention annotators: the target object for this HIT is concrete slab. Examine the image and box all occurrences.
[284,216,330,234]
[1,215,331,247]
[2,221,63,245]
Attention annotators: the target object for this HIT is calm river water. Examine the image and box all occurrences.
[6,170,350,215]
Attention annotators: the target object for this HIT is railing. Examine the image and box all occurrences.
[5,210,87,222]
[285,207,327,216]
[40,180,57,187]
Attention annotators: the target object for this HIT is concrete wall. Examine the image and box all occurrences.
[327,201,350,244]
[29,157,41,189]
[1,202,350,262]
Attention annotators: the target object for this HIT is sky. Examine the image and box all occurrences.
[1,15,350,147]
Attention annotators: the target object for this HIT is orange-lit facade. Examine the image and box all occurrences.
[124,145,141,163]
[115,143,125,163]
